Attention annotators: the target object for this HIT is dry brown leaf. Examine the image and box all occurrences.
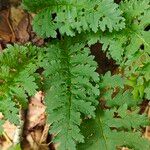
[10,6,25,27]
[26,133,49,150]
[27,125,50,150]
[0,139,12,150]
[31,34,44,46]
[25,92,50,150]
[0,115,18,150]
[0,43,2,51]
[40,124,50,144]
[2,121,17,140]
[144,103,150,140]
[0,108,23,149]
[0,9,15,42]
[15,15,30,43]
[27,91,46,130]
[10,6,30,43]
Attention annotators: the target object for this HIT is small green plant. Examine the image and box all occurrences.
[100,0,150,99]
[0,44,42,125]
[0,0,150,149]
[78,72,149,150]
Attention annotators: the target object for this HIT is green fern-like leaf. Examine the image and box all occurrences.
[40,39,100,150]
[101,0,150,63]
[78,109,150,150]
[100,72,140,106]
[100,71,124,89]
[0,44,43,124]
[78,72,150,150]
[23,0,125,38]
[124,52,150,99]
[9,144,21,150]
[0,97,19,125]
[99,0,150,99]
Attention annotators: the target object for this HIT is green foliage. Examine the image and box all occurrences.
[0,44,42,124]
[23,0,125,38]
[78,109,150,150]
[101,0,150,63]
[78,72,150,150]
[40,39,99,150]
[0,0,149,149]
[0,97,19,124]
[99,0,150,100]
[125,51,150,99]
[100,72,139,107]
[9,144,21,150]
[100,71,124,89]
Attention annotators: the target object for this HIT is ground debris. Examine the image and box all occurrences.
[0,9,15,43]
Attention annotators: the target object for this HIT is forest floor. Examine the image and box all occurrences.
[0,0,150,150]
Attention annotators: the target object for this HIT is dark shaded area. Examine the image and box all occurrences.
[114,0,122,4]
[0,0,21,10]
[145,24,150,31]
[0,39,7,49]
[90,43,118,74]
[20,109,30,150]
[47,134,56,150]
[140,44,145,50]
[0,0,10,10]
[139,100,149,114]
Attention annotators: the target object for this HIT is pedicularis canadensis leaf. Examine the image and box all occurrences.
[78,73,150,150]
[0,44,43,124]
[82,0,150,100]
[40,39,100,150]
[23,0,125,38]
[100,0,150,99]
[101,0,150,63]
[0,0,149,150]
[78,108,150,150]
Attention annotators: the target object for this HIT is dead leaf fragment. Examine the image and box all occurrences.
[144,103,150,140]
[0,117,18,150]
[25,92,50,150]
[10,6,30,43]
[27,91,46,130]
[2,121,17,140]
[0,9,15,42]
